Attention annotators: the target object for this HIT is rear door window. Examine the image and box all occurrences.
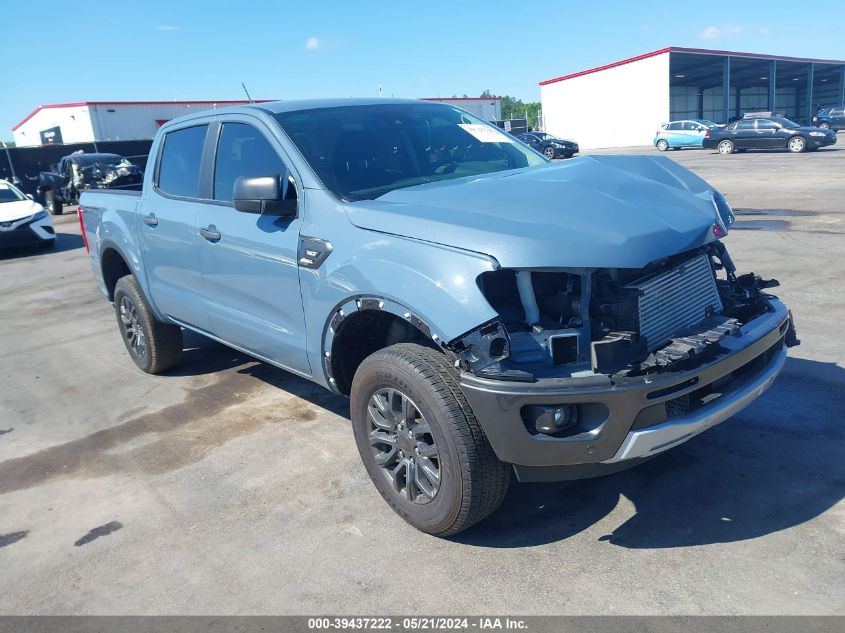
[156,125,209,198]
[213,123,289,203]
[736,120,755,130]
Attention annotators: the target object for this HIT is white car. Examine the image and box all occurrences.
[0,179,55,250]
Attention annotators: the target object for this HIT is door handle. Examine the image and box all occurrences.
[143,214,158,227]
[200,226,221,242]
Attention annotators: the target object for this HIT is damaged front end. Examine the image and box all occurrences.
[448,241,798,383]
[76,159,143,192]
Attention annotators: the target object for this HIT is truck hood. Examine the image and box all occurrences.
[344,155,723,269]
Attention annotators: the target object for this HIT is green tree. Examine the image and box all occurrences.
[482,92,542,129]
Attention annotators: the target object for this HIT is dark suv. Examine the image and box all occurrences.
[812,107,845,131]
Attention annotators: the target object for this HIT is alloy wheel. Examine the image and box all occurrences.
[788,137,805,153]
[544,146,556,159]
[367,388,440,504]
[119,296,148,362]
[718,140,734,155]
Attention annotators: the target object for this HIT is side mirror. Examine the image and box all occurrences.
[233,174,296,217]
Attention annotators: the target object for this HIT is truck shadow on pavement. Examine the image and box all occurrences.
[171,331,350,419]
[453,356,845,549]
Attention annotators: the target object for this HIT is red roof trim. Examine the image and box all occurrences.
[540,46,845,86]
[421,97,502,101]
[12,100,271,131]
[539,48,671,85]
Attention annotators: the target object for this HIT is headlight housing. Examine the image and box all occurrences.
[31,210,48,222]
[448,319,510,373]
[711,190,734,234]
[809,131,826,137]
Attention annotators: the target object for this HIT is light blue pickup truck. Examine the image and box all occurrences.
[79,99,798,536]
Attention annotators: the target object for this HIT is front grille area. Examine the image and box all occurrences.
[627,253,723,351]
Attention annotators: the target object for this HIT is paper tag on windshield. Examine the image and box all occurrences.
[458,124,514,143]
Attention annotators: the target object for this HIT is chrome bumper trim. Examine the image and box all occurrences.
[603,346,787,463]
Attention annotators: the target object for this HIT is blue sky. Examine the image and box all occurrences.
[3,0,844,138]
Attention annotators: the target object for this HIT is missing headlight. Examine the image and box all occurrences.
[448,319,510,372]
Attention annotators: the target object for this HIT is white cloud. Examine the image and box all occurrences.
[699,24,743,40]
[156,25,179,32]
[305,36,320,50]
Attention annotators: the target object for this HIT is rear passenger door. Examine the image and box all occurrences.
[197,118,310,375]
[140,123,212,331]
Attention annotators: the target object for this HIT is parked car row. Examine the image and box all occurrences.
[654,108,840,155]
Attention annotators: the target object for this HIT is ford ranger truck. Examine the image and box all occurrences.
[79,99,799,536]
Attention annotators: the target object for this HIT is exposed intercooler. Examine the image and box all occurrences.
[623,253,723,351]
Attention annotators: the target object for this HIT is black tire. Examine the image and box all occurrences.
[818,122,831,129]
[543,146,556,159]
[656,139,669,152]
[113,275,182,374]
[44,190,63,215]
[787,136,806,153]
[350,343,510,536]
[717,139,735,155]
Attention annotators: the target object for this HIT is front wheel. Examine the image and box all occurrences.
[350,343,510,536]
[788,136,806,153]
[543,146,556,159]
[113,275,183,374]
[717,139,735,155]
[656,139,669,152]
[818,122,831,129]
[44,190,63,215]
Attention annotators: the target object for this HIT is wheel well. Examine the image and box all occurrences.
[330,310,438,395]
[101,248,131,301]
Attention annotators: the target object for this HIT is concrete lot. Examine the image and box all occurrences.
[1,139,843,615]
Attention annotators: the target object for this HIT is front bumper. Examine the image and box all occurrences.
[553,145,578,157]
[459,299,790,478]
[0,214,55,248]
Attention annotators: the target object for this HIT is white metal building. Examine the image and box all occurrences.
[11,100,259,147]
[540,47,845,149]
[421,97,502,121]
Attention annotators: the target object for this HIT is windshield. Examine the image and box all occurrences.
[695,120,718,128]
[534,133,556,140]
[274,103,547,200]
[0,182,26,203]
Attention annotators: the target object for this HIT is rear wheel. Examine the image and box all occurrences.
[788,136,806,153]
[717,139,735,155]
[44,190,63,215]
[113,275,183,374]
[350,343,510,536]
[656,139,669,152]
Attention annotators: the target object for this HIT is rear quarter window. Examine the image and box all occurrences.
[156,125,209,198]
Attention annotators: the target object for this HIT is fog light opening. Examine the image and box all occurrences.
[524,404,579,436]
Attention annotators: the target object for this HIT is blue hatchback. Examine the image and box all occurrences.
[654,119,719,151]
